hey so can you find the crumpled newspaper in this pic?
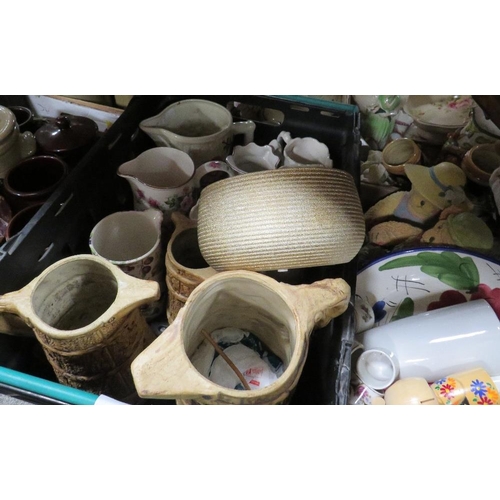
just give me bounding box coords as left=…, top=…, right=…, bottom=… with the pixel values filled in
left=360, top=150, right=393, bottom=185
left=190, top=327, right=284, bottom=390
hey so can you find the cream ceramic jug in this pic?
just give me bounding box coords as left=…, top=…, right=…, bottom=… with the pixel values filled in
left=132, top=270, right=351, bottom=405
left=89, top=208, right=166, bottom=321
left=139, top=99, right=256, bottom=167
left=0, top=254, right=160, bottom=403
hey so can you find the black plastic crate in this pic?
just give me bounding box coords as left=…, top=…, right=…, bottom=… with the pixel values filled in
left=0, top=95, right=361, bottom=404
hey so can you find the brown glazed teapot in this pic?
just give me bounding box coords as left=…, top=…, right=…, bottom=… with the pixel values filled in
left=35, top=113, right=98, bottom=161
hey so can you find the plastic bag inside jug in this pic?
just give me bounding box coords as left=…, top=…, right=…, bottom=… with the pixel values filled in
left=191, top=327, right=284, bottom=390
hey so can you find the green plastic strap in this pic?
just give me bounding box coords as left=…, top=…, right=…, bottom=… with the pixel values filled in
left=0, top=366, right=98, bottom=405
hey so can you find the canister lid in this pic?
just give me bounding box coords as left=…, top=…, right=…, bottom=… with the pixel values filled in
left=35, top=113, right=98, bottom=153
left=0, top=106, right=16, bottom=144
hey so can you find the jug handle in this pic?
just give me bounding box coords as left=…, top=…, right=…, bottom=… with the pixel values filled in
left=279, top=278, right=351, bottom=334
left=231, top=120, right=256, bottom=146
left=20, top=131, right=36, bottom=159
left=109, top=272, right=160, bottom=319
left=143, top=207, right=163, bottom=231
left=131, top=307, right=221, bottom=400
left=170, top=211, right=197, bottom=234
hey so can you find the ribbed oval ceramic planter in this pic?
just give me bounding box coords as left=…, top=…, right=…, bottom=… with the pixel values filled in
left=196, top=166, right=365, bottom=272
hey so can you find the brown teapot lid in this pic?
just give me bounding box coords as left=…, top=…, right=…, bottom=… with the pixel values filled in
left=35, top=113, right=98, bottom=153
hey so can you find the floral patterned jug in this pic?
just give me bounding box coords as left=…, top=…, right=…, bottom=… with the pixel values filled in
left=117, top=147, right=197, bottom=223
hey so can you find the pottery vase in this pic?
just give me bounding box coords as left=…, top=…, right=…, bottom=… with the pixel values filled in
left=132, top=270, right=351, bottom=405
left=0, top=255, right=160, bottom=403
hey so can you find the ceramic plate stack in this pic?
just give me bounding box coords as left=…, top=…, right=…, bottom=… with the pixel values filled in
left=196, top=166, right=365, bottom=272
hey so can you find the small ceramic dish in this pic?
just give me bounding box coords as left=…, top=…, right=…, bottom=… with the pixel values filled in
left=404, top=95, right=474, bottom=135
left=196, top=166, right=365, bottom=272
left=226, top=143, right=280, bottom=175
left=461, top=143, right=500, bottom=187
left=381, top=138, right=421, bottom=176
left=282, top=136, right=333, bottom=168
left=355, top=247, right=500, bottom=329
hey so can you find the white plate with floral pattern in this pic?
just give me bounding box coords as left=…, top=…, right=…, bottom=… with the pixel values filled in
left=355, top=247, right=500, bottom=329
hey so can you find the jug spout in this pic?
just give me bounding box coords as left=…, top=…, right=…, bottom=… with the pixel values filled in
left=117, top=159, right=139, bottom=183
left=116, top=148, right=197, bottom=217
left=132, top=307, right=220, bottom=400
left=280, top=278, right=351, bottom=333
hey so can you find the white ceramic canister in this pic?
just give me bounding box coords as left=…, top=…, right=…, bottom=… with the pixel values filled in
left=356, top=299, right=500, bottom=389
left=0, top=105, right=36, bottom=179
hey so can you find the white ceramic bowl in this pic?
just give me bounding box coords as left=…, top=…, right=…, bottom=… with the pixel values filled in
left=226, top=142, right=279, bottom=175
left=404, top=95, right=474, bottom=135
left=196, top=166, right=365, bottom=272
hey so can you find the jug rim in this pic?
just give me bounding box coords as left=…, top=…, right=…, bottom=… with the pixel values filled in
left=20, top=254, right=159, bottom=339
left=117, top=147, right=196, bottom=190
left=140, top=99, right=233, bottom=140
left=90, top=210, right=162, bottom=265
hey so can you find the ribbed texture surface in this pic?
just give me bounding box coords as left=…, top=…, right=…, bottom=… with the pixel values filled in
left=197, top=167, right=365, bottom=271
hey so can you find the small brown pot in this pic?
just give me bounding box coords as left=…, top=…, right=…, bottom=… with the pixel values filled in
left=3, top=155, right=68, bottom=213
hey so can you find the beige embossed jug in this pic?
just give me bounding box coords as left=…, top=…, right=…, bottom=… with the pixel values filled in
left=165, top=212, right=217, bottom=324
left=132, top=270, right=350, bottom=405
left=0, top=255, right=160, bottom=403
